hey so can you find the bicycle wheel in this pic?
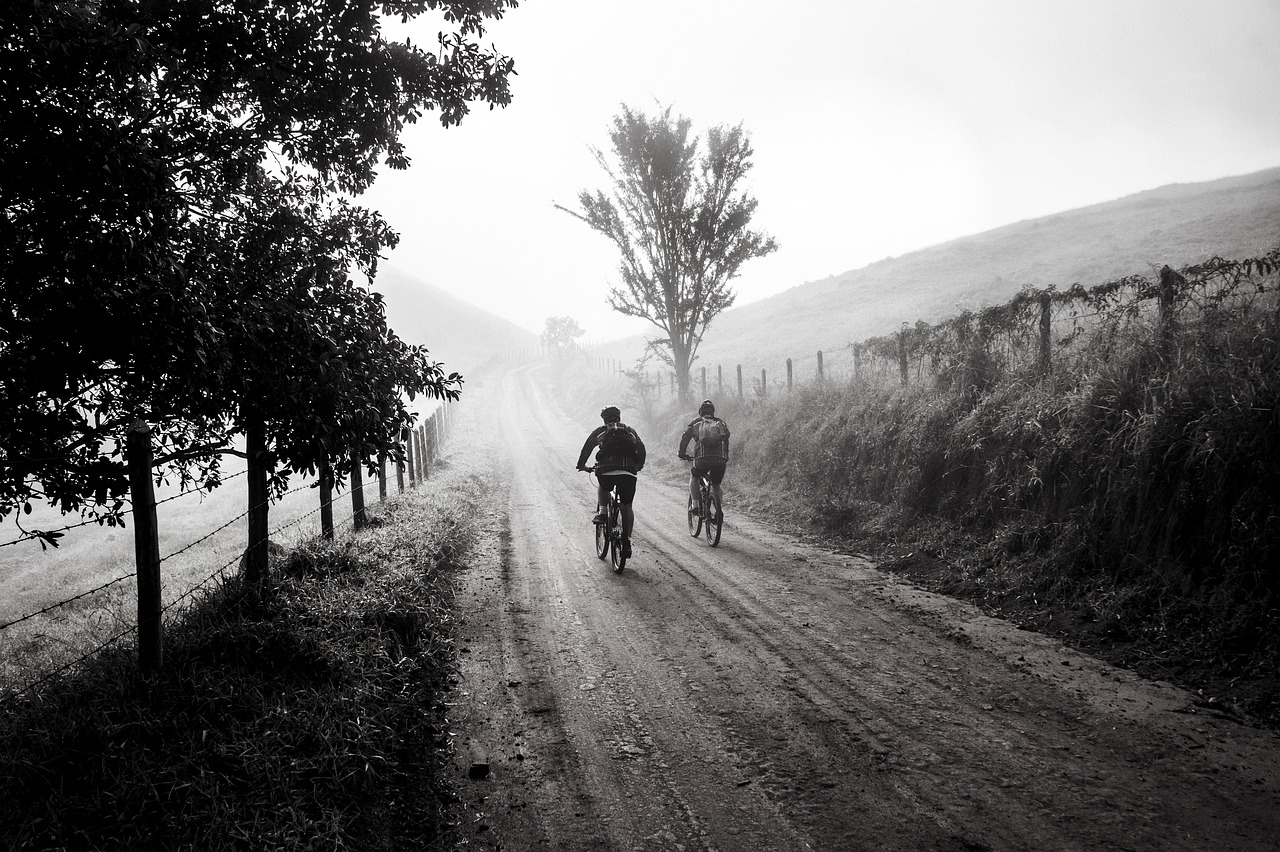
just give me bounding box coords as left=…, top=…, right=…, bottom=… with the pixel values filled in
left=687, top=493, right=702, bottom=537
left=610, top=504, right=626, bottom=572
left=704, top=493, right=722, bottom=547
left=594, top=513, right=609, bottom=559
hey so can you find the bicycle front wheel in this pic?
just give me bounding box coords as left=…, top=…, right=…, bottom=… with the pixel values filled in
left=704, top=494, right=722, bottom=547
left=687, top=494, right=702, bottom=537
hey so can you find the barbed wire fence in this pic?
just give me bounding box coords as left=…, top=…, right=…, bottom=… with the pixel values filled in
left=584, top=249, right=1280, bottom=402
left=0, top=402, right=457, bottom=704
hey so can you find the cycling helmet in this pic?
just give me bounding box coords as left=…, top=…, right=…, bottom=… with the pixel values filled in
left=600, top=405, right=621, bottom=423
left=698, top=399, right=715, bottom=416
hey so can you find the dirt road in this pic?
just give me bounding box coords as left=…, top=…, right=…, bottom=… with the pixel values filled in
left=449, top=363, right=1280, bottom=851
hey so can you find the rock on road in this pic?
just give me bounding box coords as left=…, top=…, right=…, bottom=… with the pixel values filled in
left=448, top=362, right=1280, bottom=851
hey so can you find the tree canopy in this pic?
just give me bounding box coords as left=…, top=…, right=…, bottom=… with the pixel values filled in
left=541, top=315, right=585, bottom=355
left=0, top=0, right=515, bottom=540
left=558, top=104, right=776, bottom=403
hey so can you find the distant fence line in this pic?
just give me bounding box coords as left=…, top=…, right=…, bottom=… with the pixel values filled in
left=585, top=249, right=1280, bottom=400
left=0, top=403, right=456, bottom=693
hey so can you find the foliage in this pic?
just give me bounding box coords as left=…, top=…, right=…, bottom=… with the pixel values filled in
left=540, top=315, right=585, bottom=355
left=558, top=104, right=776, bottom=403
left=0, top=0, right=516, bottom=535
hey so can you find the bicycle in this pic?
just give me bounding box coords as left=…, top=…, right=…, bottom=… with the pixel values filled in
left=582, top=466, right=626, bottom=572
left=680, top=457, right=722, bottom=547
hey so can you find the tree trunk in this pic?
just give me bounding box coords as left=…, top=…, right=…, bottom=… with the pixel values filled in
left=672, top=338, right=694, bottom=405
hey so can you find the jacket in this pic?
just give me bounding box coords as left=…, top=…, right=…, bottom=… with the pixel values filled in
left=577, top=422, right=646, bottom=474
left=678, top=415, right=730, bottom=461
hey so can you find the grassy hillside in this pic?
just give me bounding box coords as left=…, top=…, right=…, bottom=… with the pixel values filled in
left=372, top=265, right=539, bottom=377
left=593, top=166, right=1280, bottom=373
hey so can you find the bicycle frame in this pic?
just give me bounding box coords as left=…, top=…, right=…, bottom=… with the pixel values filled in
left=585, top=467, right=626, bottom=572
left=682, top=459, right=722, bottom=547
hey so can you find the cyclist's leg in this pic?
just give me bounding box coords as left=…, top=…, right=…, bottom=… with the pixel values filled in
left=688, top=465, right=701, bottom=507
left=614, top=476, right=637, bottom=541
left=707, top=461, right=727, bottom=519
left=595, top=479, right=610, bottom=521
left=691, top=459, right=714, bottom=514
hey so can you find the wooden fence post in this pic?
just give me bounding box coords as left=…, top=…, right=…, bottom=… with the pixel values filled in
left=350, top=449, right=367, bottom=530
left=378, top=452, right=387, bottom=501
left=420, top=424, right=430, bottom=481
left=1158, top=265, right=1182, bottom=359
left=396, top=429, right=407, bottom=494
left=736, top=364, right=744, bottom=399
left=717, top=365, right=723, bottom=395
left=898, top=329, right=910, bottom=387
left=701, top=366, right=707, bottom=398
left=817, top=350, right=824, bottom=382
left=405, top=431, right=416, bottom=488
left=786, top=358, right=793, bottom=391
left=417, top=427, right=427, bottom=481
left=319, top=461, right=335, bottom=540
left=1039, top=291, right=1052, bottom=375
left=759, top=368, right=766, bottom=397
left=126, top=419, right=162, bottom=674
left=245, top=412, right=270, bottom=595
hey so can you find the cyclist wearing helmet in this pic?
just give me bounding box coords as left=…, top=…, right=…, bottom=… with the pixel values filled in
left=678, top=399, right=730, bottom=521
left=576, top=405, right=646, bottom=559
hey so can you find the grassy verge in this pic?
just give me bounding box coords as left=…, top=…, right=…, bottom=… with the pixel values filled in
left=0, top=472, right=485, bottom=850
left=724, top=310, right=1280, bottom=727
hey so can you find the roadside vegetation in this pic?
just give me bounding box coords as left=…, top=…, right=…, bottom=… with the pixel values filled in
left=722, top=275, right=1280, bottom=725
left=0, top=476, right=483, bottom=850
left=568, top=246, right=1280, bottom=727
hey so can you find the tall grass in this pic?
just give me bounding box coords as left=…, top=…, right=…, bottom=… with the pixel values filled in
left=730, top=293, right=1280, bottom=715
left=0, top=479, right=482, bottom=850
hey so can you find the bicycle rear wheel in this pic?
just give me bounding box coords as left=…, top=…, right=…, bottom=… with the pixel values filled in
left=595, top=515, right=609, bottom=559
left=687, top=494, right=702, bottom=537
left=610, top=503, right=626, bottom=572
left=704, top=493, right=722, bottom=547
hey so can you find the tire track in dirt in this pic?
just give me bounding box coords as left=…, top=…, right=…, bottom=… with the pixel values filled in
left=450, top=361, right=1280, bottom=851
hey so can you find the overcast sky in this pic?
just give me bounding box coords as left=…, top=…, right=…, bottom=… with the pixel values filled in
left=360, top=0, right=1280, bottom=343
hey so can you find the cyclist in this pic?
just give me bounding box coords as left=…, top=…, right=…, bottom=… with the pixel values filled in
left=677, top=399, right=730, bottom=522
left=576, top=405, right=646, bottom=559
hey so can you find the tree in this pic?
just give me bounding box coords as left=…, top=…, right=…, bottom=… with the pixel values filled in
left=185, top=171, right=460, bottom=590
left=0, top=0, right=515, bottom=536
left=541, top=316, right=585, bottom=355
left=558, top=104, right=776, bottom=404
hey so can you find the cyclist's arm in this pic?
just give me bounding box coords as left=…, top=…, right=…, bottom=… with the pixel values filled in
left=576, top=428, right=602, bottom=469
left=677, top=421, right=696, bottom=457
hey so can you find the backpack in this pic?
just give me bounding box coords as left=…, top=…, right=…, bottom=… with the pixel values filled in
left=598, top=421, right=638, bottom=458
left=697, top=416, right=727, bottom=454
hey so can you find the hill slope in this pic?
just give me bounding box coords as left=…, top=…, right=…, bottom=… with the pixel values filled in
left=371, top=265, right=538, bottom=377
left=600, top=166, right=1280, bottom=373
